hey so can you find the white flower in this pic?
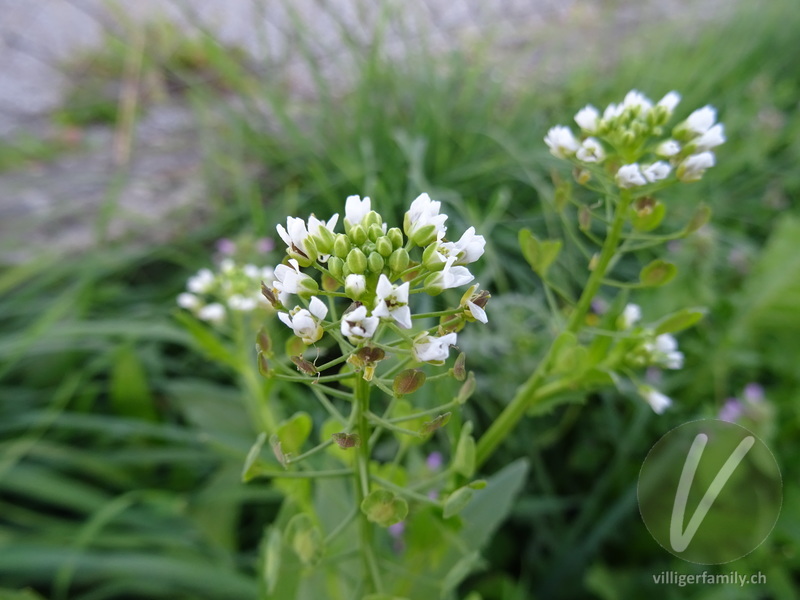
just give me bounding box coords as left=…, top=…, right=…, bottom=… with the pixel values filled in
left=413, top=332, right=458, bottom=363
left=344, top=273, right=367, bottom=299
left=602, top=102, right=624, bottom=121
left=278, top=296, right=328, bottom=344
left=544, top=126, right=580, bottom=159
left=177, top=292, right=200, bottom=310
left=341, top=305, right=379, bottom=344
left=307, top=213, right=339, bottom=237
left=272, top=259, right=314, bottom=305
left=187, top=269, right=215, bottom=294
left=276, top=216, right=311, bottom=259
left=642, top=161, right=671, bottom=183
left=345, top=195, right=371, bottom=227
left=198, top=303, right=226, bottom=324
left=461, top=284, right=489, bottom=324
left=655, top=139, right=681, bottom=157
left=228, top=294, right=257, bottom=312
left=427, top=256, right=474, bottom=291
left=372, top=274, right=412, bottom=329
left=243, top=264, right=260, bottom=279
left=620, top=303, right=642, bottom=329
left=685, top=105, right=717, bottom=135
left=435, top=226, right=486, bottom=265
left=405, top=193, right=448, bottom=243
left=615, top=163, right=647, bottom=188
left=640, top=386, right=672, bottom=414
left=653, top=334, right=684, bottom=369
left=623, top=90, right=653, bottom=113
left=574, top=105, right=600, bottom=133
left=693, top=123, right=726, bottom=151
left=467, top=299, right=488, bottom=324
left=576, top=137, right=605, bottom=163
left=676, top=152, right=715, bottom=182
left=657, top=91, right=681, bottom=114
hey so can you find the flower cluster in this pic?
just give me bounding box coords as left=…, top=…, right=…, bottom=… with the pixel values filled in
left=265, top=194, right=489, bottom=363
left=177, top=258, right=275, bottom=324
left=545, top=89, right=725, bottom=188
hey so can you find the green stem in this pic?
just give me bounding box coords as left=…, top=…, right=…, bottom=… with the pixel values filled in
left=475, top=190, right=632, bottom=468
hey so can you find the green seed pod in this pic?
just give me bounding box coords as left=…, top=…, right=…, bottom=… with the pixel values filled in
left=346, top=248, right=368, bottom=274
left=376, top=236, right=393, bottom=258
left=333, top=234, right=351, bottom=259
left=387, top=227, right=404, bottom=249
left=367, top=251, right=385, bottom=274
left=388, top=248, right=410, bottom=274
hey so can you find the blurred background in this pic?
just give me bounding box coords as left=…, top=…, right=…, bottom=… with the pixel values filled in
left=1, top=0, right=799, bottom=598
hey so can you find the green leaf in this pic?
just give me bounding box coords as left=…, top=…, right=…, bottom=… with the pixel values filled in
left=653, top=307, right=707, bottom=335
left=276, top=412, right=312, bottom=456
left=109, top=345, right=157, bottom=421
left=440, top=551, right=485, bottom=597
left=453, top=422, right=476, bottom=478
left=241, top=433, right=267, bottom=482
left=443, top=486, right=475, bottom=518
left=173, top=311, right=238, bottom=369
left=639, top=259, right=677, bottom=287
left=360, top=490, right=408, bottom=527
left=519, top=229, right=562, bottom=277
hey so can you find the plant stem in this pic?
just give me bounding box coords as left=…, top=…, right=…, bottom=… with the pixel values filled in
left=475, top=190, right=632, bottom=468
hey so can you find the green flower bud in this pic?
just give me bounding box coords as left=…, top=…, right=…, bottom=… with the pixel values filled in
left=367, top=252, right=385, bottom=274
left=387, top=227, right=404, bottom=249
left=376, top=236, right=393, bottom=258
left=313, top=225, right=335, bottom=255
left=423, top=272, right=444, bottom=296
left=350, top=224, right=368, bottom=246
left=302, top=236, right=319, bottom=262
left=346, top=248, right=368, bottom=274
left=362, top=241, right=376, bottom=255
left=388, top=248, right=410, bottom=274
left=422, top=243, right=444, bottom=269
left=333, top=234, right=351, bottom=259
left=327, top=256, right=344, bottom=280
left=296, top=274, right=320, bottom=298
left=410, top=223, right=437, bottom=247
left=368, top=223, right=384, bottom=242
left=363, top=211, right=383, bottom=229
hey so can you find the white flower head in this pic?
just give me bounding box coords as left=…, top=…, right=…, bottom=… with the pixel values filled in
left=345, top=195, right=371, bottom=227
left=228, top=294, right=257, bottom=312
left=307, top=213, right=339, bottom=261
left=602, top=102, right=624, bottom=122
left=243, top=264, right=260, bottom=279
left=198, top=303, right=226, bottom=324
left=693, top=123, right=726, bottom=151
left=544, top=125, right=580, bottom=159
left=623, top=90, right=653, bottom=113
left=435, top=226, right=486, bottom=265
left=427, top=256, right=474, bottom=292
left=177, top=292, right=201, bottom=310
left=344, top=273, right=367, bottom=299
left=278, top=296, right=328, bottom=344
left=615, top=163, right=647, bottom=188
left=187, top=268, right=215, bottom=294
left=677, top=152, right=715, bottom=182
left=620, top=303, right=642, bottom=329
left=657, top=91, right=681, bottom=113
left=405, top=193, right=448, bottom=245
left=640, top=386, right=672, bottom=414
left=413, top=332, right=458, bottom=364
left=576, top=137, right=606, bottom=163
left=372, top=274, right=412, bottom=329
left=654, top=334, right=684, bottom=369
left=272, top=258, right=315, bottom=305
left=655, top=139, right=681, bottom=158
left=307, top=213, right=339, bottom=237
left=642, top=161, right=672, bottom=183
left=341, top=305, right=379, bottom=344
left=276, top=216, right=311, bottom=260
left=685, top=105, right=717, bottom=135
left=574, top=105, right=600, bottom=134
left=461, top=284, right=489, bottom=324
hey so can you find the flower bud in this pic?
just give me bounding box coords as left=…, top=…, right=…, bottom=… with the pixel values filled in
left=312, top=225, right=335, bottom=255
left=350, top=224, right=368, bottom=246
left=327, top=256, right=344, bottom=280
left=367, top=251, right=385, bottom=274
left=422, top=243, right=444, bottom=269
left=345, top=274, right=367, bottom=299
left=423, top=272, right=444, bottom=296
left=368, top=223, right=384, bottom=242
left=410, top=223, right=437, bottom=247
left=387, top=227, right=404, bottom=248
left=388, top=248, right=410, bottom=274
left=333, top=234, right=351, bottom=259
left=346, top=248, right=368, bottom=274
left=363, top=210, right=383, bottom=230
left=296, top=274, right=320, bottom=298
left=376, top=236, right=393, bottom=258
left=302, top=236, right=319, bottom=262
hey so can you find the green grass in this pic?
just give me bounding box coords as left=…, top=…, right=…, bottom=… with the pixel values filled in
left=2, top=0, right=800, bottom=598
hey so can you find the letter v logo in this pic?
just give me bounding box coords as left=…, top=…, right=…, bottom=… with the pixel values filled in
left=669, top=433, right=755, bottom=552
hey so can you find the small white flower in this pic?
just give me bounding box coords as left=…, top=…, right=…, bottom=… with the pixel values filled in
left=615, top=163, right=647, bottom=188
left=676, top=152, right=715, bottom=182
left=654, top=334, right=684, bottom=369
left=620, top=303, right=642, bottom=329
left=467, top=300, right=488, bottom=324
left=187, top=269, right=215, bottom=294
left=228, top=294, right=257, bottom=312
left=344, top=273, right=367, bottom=299
left=341, top=305, right=379, bottom=344
left=276, top=216, right=311, bottom=259
left=278, top=297, right=328, bottom=344
left=345, top=195, right=371, bottom=227
left=372, top=274, right=412, bottom=329
left=574, top=105, right=600, bottom=133
left=602, top=102, right=624, bottom=122
left=243, top=264, right=260, bottom=279
left=272, top=259, right=314, bottom=305
left=640, top=386, right=672, bottom=414
left=428, top=256, right=474, bottom=291
left=413, top=332, right=458, bottom=363
left=198, top=303, right=226, bottom=324
left=405, top=193, right=448, bottom=242
left=642, top=161, right=671, bottom=183
left=576, top=137, right=606, bottom=163
left=693, top=123, right=726, bottom=151
left=657, top=91, right=681, bottom=114
left=655, top=139, right=681, bottom=157
left=177, top=292, right=201, bottom=310
left=544, top=125, right=580, bottom=159
left=623, top=90, right=653, bottom=113
left=307, top=213, right=339, bottom=237
left=685, top=105, right=717, bottom=135
left=435, top=226, right=486, bottom=265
